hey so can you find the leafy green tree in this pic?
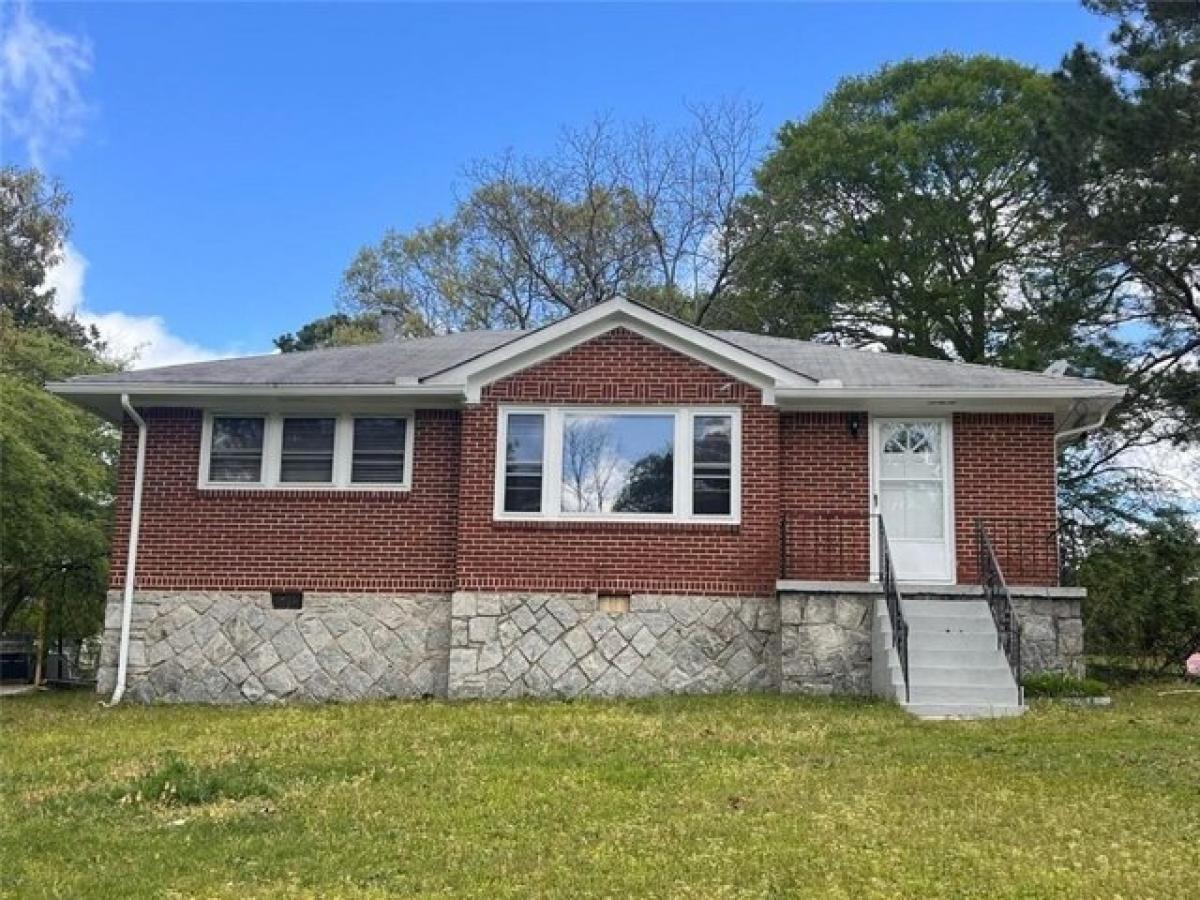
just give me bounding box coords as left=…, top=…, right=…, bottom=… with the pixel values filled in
left=1041, top=0, right=1199, bottom=521
left=732, top=55, right=1086, bottom=367
left=274, top=313, right=380, bottom=353
left=0, top=314, right=117, bottom=635
left=1079, top=512, right=1200, bottom=672
left=1, top=166, right=99, bottom=350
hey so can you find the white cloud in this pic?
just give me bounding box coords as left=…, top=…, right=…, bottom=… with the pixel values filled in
left=0, top=0, right=92, bottom=167
left=46, top=243, right=235, bottom=370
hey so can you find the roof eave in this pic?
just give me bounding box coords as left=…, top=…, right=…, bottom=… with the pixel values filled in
left=45, top=381, right=469, bottom=423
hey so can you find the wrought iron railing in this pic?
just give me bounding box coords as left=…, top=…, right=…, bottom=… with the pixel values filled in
left=977, top=518, right=1022, bottom=683
left=974, top=517, right=1060, bottom=586
left=876, top=516, right=910, bottom=703
left=778, top=513, right=873, bottom=581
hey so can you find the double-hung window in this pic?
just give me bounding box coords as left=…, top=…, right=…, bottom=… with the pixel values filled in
left=279, top=417, right=336, bottom=483
left=208, top=416, right=265, bottom=483
left=495, top=407, right=740, bottom=522
left=201, top=412, right=413, bottom=489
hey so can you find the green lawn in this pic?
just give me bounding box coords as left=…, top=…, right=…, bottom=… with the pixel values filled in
left=2, top=687, right=1197, bottom=899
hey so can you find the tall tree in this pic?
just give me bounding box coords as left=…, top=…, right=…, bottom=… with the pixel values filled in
left=1, top=166, right=116, bottom=640
left=731, top=55, right=1085, bottom=368
left=1, top=166, right=98, bottom=350
left=1041, top=0, right=1200, bottom=519
left=333, top=100, right=763, bottom=337
left=0, top=315, right=117, bottom=635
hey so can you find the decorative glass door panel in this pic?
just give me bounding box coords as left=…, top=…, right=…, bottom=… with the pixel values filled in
left=874, top=420, right=953, bottom=582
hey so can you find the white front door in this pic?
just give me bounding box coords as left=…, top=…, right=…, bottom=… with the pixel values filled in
left=872, top=419, right=954, bottom=583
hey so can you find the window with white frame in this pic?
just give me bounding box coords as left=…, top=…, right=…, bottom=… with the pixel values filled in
left=495, top=407, right=740, bottom=522
left=201, top=412, right=413, bottom=489
left=208, top=416, right=265, bottom=483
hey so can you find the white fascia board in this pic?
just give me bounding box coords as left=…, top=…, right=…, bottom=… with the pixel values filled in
left=45, top=382, right=466, bottom=423
left=775, top=385, right=1125, bottom=403
left=420, top=299, right=810, bottom=402
left=47, top=382, right=464, bottom=398
left=776, top=384, right=1124, bottom=434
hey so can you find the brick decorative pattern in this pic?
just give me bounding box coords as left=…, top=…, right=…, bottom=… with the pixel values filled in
left=454, top=327, right=781, bottom=596
left=109, top=408, right=461, bottom=592
left=447, top=591, right=780, bottom=698
left=952, top=413, right=1058, bottom=586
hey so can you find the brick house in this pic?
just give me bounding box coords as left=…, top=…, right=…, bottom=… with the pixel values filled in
left=50, top=299, right=1122, bottom=717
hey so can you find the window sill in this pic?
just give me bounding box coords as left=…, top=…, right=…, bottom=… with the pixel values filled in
left=490, top=517, right=741, bottom=533
left=197, top=484, right=412, bottom=499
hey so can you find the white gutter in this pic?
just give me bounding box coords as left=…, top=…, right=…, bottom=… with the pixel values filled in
left=46, top=382, right=465, bottom=398
left=774, top=385, right=1126, bottom=402
left=1054, top=398, right=1119, bottom=444
left=106, top=394, right=147, bottom=707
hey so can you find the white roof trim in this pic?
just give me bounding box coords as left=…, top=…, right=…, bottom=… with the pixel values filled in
left=47, top=383, right=463, bottom=398
left=419, top=298, right=813, bottom=404
left=775, top=385, right=1125, bottom=402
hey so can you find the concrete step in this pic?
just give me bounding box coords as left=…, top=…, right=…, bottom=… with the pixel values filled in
left=908, top=682, right=1019, bottom=705
left=904, top=600, right=993, bottom=621
left=908, top=665, right=1014, bottom=687
left=904, top=702, right=1026, bottom=720
left=909, top=648, right=1009, bottom=668
left=908, top=631, right=1001, bottom=653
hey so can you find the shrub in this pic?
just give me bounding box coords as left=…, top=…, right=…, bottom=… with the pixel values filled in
left=1078, top=513, right=1200, bottom=675
left=120, top=754, right=274, bottom=806
left=1022, top=672, right=1108, bottom=698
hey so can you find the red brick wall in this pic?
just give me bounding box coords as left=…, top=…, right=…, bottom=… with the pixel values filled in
left=109, top=408, right=461, bottom=592
left=953, top=413, right=1058, bottom=585
left=105, top=335, right=1061, bottom=593
left=455, top=327, right=781, bottom=595
left=779, top=413, right=871, bottom=580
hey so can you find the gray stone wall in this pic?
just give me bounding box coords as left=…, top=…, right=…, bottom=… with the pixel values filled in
left=447, top=592, right=779, bottom=699
left=1011, top=591, right=1085, bottom=677
left=778, top=591, right=873, bottom=696
left=97, top=591, right=450, bottom=703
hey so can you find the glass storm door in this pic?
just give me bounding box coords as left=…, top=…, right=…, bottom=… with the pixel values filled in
left=873, top=419, right=953, bottom=583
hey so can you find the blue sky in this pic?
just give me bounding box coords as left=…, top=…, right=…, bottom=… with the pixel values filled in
left=3, top=1, right=1109, bottom=367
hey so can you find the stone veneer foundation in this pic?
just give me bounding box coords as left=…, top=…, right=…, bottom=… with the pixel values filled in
left=447, top=592, right=779, bottom=699
left=97, top=586, right=1085, bottom=703
left=97, top=591, right=451, bottom=703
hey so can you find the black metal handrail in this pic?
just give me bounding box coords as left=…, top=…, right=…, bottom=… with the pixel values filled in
left=876, top=516, right=910, bottom=703
left=977, top=518, right=1022, bottom=683
left=974, top=516, right=1061, bottom=586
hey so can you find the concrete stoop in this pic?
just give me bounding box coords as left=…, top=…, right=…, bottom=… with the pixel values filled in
left=875, top=595, right=1025, bottom=720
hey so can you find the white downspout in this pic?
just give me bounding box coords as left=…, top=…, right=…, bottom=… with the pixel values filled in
left=106, top=394, right=147, bottom=706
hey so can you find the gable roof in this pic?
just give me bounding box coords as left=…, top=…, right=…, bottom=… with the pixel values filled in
left=48, top=298, right=1123, bottom=424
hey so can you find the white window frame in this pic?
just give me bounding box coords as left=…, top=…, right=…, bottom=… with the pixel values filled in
left=493, top=405, right=742, bottom=524
left=199, top=411, right=414, bottom=491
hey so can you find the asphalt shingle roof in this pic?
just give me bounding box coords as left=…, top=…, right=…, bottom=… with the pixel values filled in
left=60, top=326, right=1114, bottom=393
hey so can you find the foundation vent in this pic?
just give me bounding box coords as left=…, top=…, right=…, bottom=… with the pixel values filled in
left=271, top=590, right=303, bottom=610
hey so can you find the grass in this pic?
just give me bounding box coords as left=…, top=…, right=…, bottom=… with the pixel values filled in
left=2, top=687, right=1198, bottom=899
left=1021, top=672, right=1110, bottom=698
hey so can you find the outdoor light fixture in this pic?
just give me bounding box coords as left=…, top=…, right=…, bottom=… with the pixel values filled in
left=848, top=413, right=864, bottom=438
